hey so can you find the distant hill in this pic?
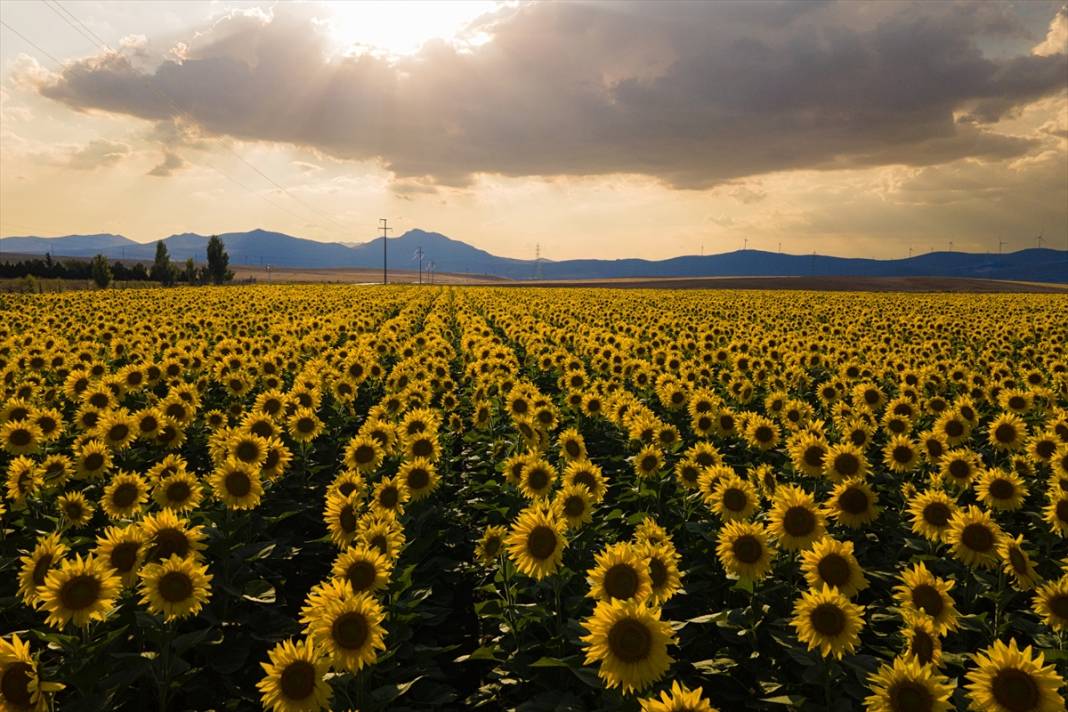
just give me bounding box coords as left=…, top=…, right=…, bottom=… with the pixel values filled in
left=2, top=228, right=1065, bottom=282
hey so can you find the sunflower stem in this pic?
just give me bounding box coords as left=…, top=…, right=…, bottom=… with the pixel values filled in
left=993, top=568, right=1005, bottom=638
left=157, top=620, right=173, bottom=712
left=499, top=553, right=520, bottom=655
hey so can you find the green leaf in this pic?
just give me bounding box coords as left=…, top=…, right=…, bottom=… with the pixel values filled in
left=529, top=656, right=569, bottom=668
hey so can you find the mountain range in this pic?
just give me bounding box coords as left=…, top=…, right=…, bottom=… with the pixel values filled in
left=1, top=228, right=1065, bottom=282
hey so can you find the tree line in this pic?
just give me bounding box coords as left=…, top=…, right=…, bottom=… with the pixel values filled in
left=0, top=236, right=233, bottom=288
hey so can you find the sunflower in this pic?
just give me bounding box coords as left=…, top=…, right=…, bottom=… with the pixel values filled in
left=825, top=478, right=880, bottom=529
left=94, top=524, right=146, bottom=587
left=358, top=518, right=405, bottom=560
left=138, top=554, right=212, bottom=621
left=331, top=545, right=393, bottom=595
left=58, top=491, right=94, bottom=528
left=901, top=611, right=943, bottom=667
left=1045, top=494, right=1068, bottom=537
left=768, top=485, right=826, bottom=551
left=327, top=470, right=365, bottom=501
left=397, top=458, right=439, bottom=501
left=697, top=465, right=733, bottom=502
left=673, top=457, right=702, bottom=490
left=893, top=562, right=959, bottom=635
left=641, top=542, right=683, bottom=605
left=638, top=681, right=717, bottom=712
left=257, top=638, right=332, bottom=712
left=744, top=414, right=780, bottom=451
left=823, top=443, right=868, bottom=482
left=228, top=432, right=269, bottom=468
left=30, top=407, right=64, bottom=442
left=864, top=656, right=953, bottom=712
left=518, top=458, right=557, bottom=500
left=304, top=591, right=387, bottom=673
left=800, top=537, right=869, bottom=598
left=39, top=554, right=121, bottom=629
left=934, top=411, right=971, bottom=446
left=965, top=639, right=1065, bottom=712
left=791, top=585, right=864, bottom=659
left=133, top=407, right=164, bottom=440
left=0, top=634, right=63, bottom=712
left=883, top=435, right=920, bottom=473
left=716, top=520, right=775, bottom=583
left=5, top=456, right=42, bottom=504
left=261, top=437, right=293, bottom=480
left=558, top=428, right=587, bottom=461
left=563, top=460, right=608, bottom=501
left=581, top=598, right=674, bottom=693
left=946, top=506, right=1003, bottom=570
left=0, top=419, right=42, bottom=455
left=633, top=445, right=664, bottom=479
left=554, top=484, right=594, bottom=529
left=939, top=449, right=981, bottom=490
left=588, top=542, right=652, bottom=603
left=987, top=412, right=1028, bottom=452
left=1032, top=575, right=1068, bottom=632
left=323, top=492, right=360, bottom=548
left=476, top=525, right=508, bottom=565
left=506, top=506, right=567, bottom=580
left=919, top=430, right=949, bottom=464
left=402, top=432, right=440, bottom=462
left=790, top=433, right=830, bottom=477
left=75, top=439, right=112, bottom=480
left=999, top=534, right=1042, bottom=591
left=153, top=471, right=203, bottom=512
left=41, top=454, right=74, bottom=488
left=343, top=435, right=385, bottom=474
left=18, top=533, right=67, bottom=608
left=633, top=517, right=672, bottom=547
left=140, top=509, right=206, bottom=562
left=708, top=474, right=758, bottom=521
left=287, top=408, right=324, bottom=444
left=976, top=468, right=1028, bottom=511
left=907, top=489, right=959, bottom=543
left=95, top=409, right=138, bottom=451
left=99, top=471, right=148, bottom=520
left=210, top=458, right=263, bottom=510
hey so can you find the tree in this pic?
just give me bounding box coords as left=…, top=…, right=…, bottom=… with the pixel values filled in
left=90, top=254, right=112, bottom=288
left=183, top=258, right=197, bottom=284
left=150, top=241, right=175, bottom=285
left=206, top=235, right=233, bottom=284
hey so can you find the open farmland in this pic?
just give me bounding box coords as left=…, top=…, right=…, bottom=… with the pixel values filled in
left=1, top=285, right=1068, bottom=711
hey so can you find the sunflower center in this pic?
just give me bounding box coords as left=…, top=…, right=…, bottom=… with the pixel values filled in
left=816, top=554, right=851, bottom=587
left=354, top=445, right=375, bottom=464
left=369, top=534, right=388, bottom=554
left=603, top=564, right=640, bottom=599
left=838, top=487, right=869, bottom=515
left=59, top=574, right=101, bottom=611
left=1, top=661, right=33, bottom=709
left=332, top=612, right=369, bottom=650
left=994, top=424, right=1016, bottom=444
left=166, top=481, right=191, bottom=503
left=565, top=441, right=581, bottom=458
left=411, top=439, right=433, bottom=457
left=961, top=523, right=994, bottom=553
left=1007, top=546, right=1028, bottom=575
left=723, top=488, right=748, bottom=512
left=732, top=534, right=763, bottom=565
left=153, top=529, right=189, bottom=560
left=649, top=558, right=667, bottom=588
left=988, top=478, right=1014, bottom=501
left=607, top=618, right=652, bottom=663
left=346, top=561, right=377, bottom=592
left=834, top=454, right=860, bottom=477
left=297, top=418, right=315, bottom=434
left=1049, top=593, right=1068, bottom=620
left=892, top=446, right=913, bottom=464
left=991, top=668, right=1039, bottom=712
left=641, top=455, right=659, bottom=472
left=948, top=460, right=970, bottom=480
left=755, top=426, right=773, bottom=443
left=111, top=483, right=139, bottom=509
left=527, top=468, right=549, bottom=491
left=910, top=629, right=935, bottom=666
left=111, top=542, right=140, bottom=573
left=279, top=660, right=316, bottom=701
left=379, top=487, right=399, bottom=509
left=9, top=428, right=32, bottom=447
left=158, top=571, right=193, bottom=602
left=945, top=420, right=963, bottom=438
left=84, top=453, right=105, bottom=471
left=339, top=506, right=357, bottom=533
left=564, top=496, right=586, bottom=518
left=65, top=502, right=84, bottom=519
left=483, top=537, right=501, bottom=557
left=225, top=470, right=252, bottom=497
left=527, top=526, right=558, bottom=560
left=783, top=506, right=816, bottom=537
left=802, top=446, right=825, bottom=467
left=574, top=472, right=596, bottom=490
left=108, top=424, right=129, bottom=442
left=235, top=441, right=259, bottom=462
left=1058, top=500, right=1068, bottom=524
left=888, top=679, right=933, bottom=712
left=809, top=602, right=846, bottom=637
left=923, top=503, right=951, bottom=527
left=32, top=554, right=54, bottom=587
left=911, top=584, right=944, bottom=617
left=407, top=468, right=430, bottom=490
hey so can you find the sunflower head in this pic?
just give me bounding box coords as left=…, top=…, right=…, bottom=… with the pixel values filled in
left=580, top=598, right=675, bottom=693
left=791, top=584, right=865, bottom=659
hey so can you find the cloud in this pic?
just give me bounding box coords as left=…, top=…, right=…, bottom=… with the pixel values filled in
left=32, top=1, right=1068, bottom=188
left=1033, top=5, right=1068, bottom=56
left=65, top=139, right=130, bottom=170
left=147, top=150, right=187, bottom=176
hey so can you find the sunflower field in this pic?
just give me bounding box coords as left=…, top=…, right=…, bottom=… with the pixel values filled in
left=1, top=285, right=1067, bottom=712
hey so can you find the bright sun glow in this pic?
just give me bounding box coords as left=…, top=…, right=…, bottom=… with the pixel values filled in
left=324, top=0, right=501, bottom=56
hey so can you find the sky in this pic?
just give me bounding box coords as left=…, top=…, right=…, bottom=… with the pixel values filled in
left=0, top=0, right=1066, bottom=261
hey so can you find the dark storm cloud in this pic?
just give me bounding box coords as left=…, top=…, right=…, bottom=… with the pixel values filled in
left=35, top=1, right=1066, bottom=187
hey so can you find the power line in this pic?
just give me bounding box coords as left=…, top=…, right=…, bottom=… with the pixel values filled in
left=37, top=1, right=349, bottom=233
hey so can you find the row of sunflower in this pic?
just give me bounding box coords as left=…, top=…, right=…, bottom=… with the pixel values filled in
left=1, top=285, right=1067, bottom=711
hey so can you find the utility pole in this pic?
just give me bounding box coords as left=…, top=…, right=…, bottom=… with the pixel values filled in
left=379, top=218, right=391, bottom=284
left=998, top=240, right=1006, bottom=255
left=778, top=242, right=782, bottom=254
left=534, top=244, right=543, bottom=280
left=948, top=240, right=954, bottom=253
left=1037, top=234, right=1044, bottom=249
left=908, top=247, right=913, bottom=259
left=416, top=246, right=424, bottom=285
left=743, top=237, right=748, bottom=251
